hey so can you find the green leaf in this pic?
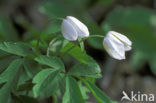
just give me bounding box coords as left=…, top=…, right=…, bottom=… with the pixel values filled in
left=61, top=42, right=101, bottom=74
left=0, top=42, right=33, bottom=56
left=58, top=74, right=66, bottom=95
left=33, top=69, right=61, bottom=97
left=0, top=56, right=18, bottom=73
left=23, top=58, right=41, bottom=78
left=84, top=80, right=116, bottom=103
left=35, top=55, right=65, bottom=72
left=62, top=76, right=85, bottom=103
left=0, top=59, right=23, bottom=103
left=0, top=17, right=19, bottom=41
left=78, top=81, right=90, bottom=100
left=0, top=49, right=8, bottom=56
left=61, top=42, right=89, bottom=63
left=18, top=59, right=42, bottom=87
left=68, top=63, right=102, bottom=78
left=78, top=38, right=84, bottom=51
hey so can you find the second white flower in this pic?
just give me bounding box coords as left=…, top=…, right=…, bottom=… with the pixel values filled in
left=103, top=31, right=132, bottom=60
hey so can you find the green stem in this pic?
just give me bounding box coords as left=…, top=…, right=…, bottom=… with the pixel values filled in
left=46, top=46, right=50, bottom=56
left=84, top=35, right=105, bottom=40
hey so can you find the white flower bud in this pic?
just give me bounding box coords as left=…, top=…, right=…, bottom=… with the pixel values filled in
left=103, top=31, right=132, bottom=60
left=61, top=16, right=89, bottom=41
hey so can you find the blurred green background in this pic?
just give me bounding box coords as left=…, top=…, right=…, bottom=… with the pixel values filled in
left=0, top=0, right=156, bottom=102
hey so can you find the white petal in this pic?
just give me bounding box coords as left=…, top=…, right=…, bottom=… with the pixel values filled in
left=109, top=31, right=132, bottom=46
left=66, top=16, right=89, bottom=38
left=61, top=19, right=78, bottom=41
left=103, top=35, right=125, bottom=60
left=106, top=33, right=125, bottom=56
left=125, top=45, right=132, bottom=51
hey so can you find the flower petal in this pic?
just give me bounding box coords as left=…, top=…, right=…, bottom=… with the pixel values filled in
left=125, top=45, right=132, bottom=51
left=109, top=31, right=132, bottom=46
left=103, top=35, right=125, bottom=60
left=61, top=19, right=78, bottom=41
left=66, top=16, right=89, bottom=38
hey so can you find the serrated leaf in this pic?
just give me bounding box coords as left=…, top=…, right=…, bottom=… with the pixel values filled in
left=85, top=80, right=116, bottom=103
left=0, top=42, right=33, bottom=56
left=68, top=63, right=102, bottom=78
left=58, top=73, right=66, bottom=95
left=18, top=58, right=40, bottom=91
left=23, top=58, right=41, bottom=78
left=61, top=42, right=101, bottom=74
left=33, top=69, right=61, bottom=97
left=0, top=59, right=23, bottom=103
left=78, top=81, right=90, bottom=100
left=35, top=55, right=65, bottom=72
left=62, top=76, right=85, bottom=103
left=61, top=42, right=89, bottom=63
left=0, top=56, right=17, bottom=73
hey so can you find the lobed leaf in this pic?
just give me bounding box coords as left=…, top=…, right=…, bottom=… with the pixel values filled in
left=62, top=76, right=85, bottom=103
left=85, top=80, right=116, bottom=103
left=61, top=42, right=101, bottom=75
left=0, top=59, right=23, bottom=103
left=0, top=42, right=33, bottom=57
left=68, top=63, right=102, bottom=78
left=35, top=55, right=65, bottom=72
left=33, top=69, right=62, bottom=97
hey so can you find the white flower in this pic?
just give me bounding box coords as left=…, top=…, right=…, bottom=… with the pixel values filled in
left=61, top=16, right=89, bottom=41
left=103, top=31, right=132, bottom=60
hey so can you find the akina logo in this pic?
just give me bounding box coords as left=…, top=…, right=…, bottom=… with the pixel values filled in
left=121, top=91, right=155, bottom=102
